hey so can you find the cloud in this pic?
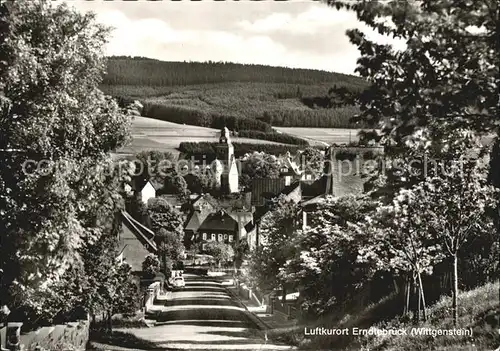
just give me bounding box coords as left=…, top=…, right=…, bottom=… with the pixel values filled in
left=60, top=0, right=404, bottom=74
left=238, top=13, right=292, bottom=33
left=92, top=9, right=291, bottom=69
left=238, top=6, right=356, bottom=35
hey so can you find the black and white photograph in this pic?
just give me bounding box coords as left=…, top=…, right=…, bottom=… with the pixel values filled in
left=0, top=0, right=498, bottom=350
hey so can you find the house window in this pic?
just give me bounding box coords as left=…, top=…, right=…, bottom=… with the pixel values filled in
left=202, top=233, right=207, bottom=240
left=229, top=235, right=233, bottom=242
left=224, top=234, right=228, bottom=240
left=218, top=234, right=223, bottom=242
left=211, top=233, right=216, bottom=241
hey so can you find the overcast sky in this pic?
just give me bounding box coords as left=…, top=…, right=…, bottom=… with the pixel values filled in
left=61, top=0, right=399, bottom=75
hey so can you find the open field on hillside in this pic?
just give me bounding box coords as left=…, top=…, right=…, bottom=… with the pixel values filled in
left=117, top=116, right=284, bottom=155
left=275, top=127, right=362, bottom=146
left=116, top=117, right=370, bottom=156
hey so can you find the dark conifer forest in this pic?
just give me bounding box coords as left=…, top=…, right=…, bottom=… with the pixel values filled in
left=101, top=56, right=368, bottom=130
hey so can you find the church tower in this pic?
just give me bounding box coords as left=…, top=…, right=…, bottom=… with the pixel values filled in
left=215, top=127, right=239, bottom=193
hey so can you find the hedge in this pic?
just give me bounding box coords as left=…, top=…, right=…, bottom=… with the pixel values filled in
left=237, top=130, right=309, bottom=146
left=141, top=103, right=272, bottom=132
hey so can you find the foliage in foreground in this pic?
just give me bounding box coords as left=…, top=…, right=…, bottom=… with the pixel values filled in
left=0, top=0, right=135, bottom=325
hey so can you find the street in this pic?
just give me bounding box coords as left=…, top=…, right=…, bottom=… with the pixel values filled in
left=120, top=274, right=295, bottom=350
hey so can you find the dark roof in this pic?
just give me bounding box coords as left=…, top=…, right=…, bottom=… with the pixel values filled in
left=184, top=195, right=216, bottom=232
left=244, top=221, right=255, bottom=233
left=185, top=209, right=212, bottom=232
left=300, top=177, right=327, bottom=198
left=251, top=178, right=287, bottom=206
left=149, top=179, right=164, bottom=191
left=118, top=220, right=152, bottom=273
left=198, top=212, right=238, bottom=232
left=120, top=211, right=157, bottom=253
left=253, top=205, right=269, bottom=223
left=281, top=181, right=301, bottom=196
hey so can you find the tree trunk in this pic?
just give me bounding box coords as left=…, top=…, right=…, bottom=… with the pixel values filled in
left=162, top=253, right=167, bottom=275
left=452, top=253, right=459, bottom=326
left=412, top=274, right=419, bottom=324
left=417, top=278, right=421, bottom=322
left=417, top=271, right=427, bottom=321
left=107, top=310, right=113, bottom=332
left=403, top=275, right=410, bottom=316
left=282, top=287, right=287, bottom=303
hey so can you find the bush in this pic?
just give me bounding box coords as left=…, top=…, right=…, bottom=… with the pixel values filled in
left=141, top=103, right=272, bottom=132
left=238, top=130, right=309, bottom=145
left=266, top=105, right=361, bottom=128
left=141, top=254, right=160, bottom=279
left=335, top=150, right=358, bottom=161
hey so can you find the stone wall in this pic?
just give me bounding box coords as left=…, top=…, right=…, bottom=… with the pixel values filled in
left=144, top=281, right=161, bottom=312
left=0, top=319, right=89, bottom=351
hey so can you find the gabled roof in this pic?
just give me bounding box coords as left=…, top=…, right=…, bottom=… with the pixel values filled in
left=285, top=156, right=302, bottom=176
left=120, top=211, right=157, bottom=253
left=251, top=178, right=287, bottom=207
left=131, top=177, right=163, bottom=192
left=184, top=195, right=216, bottom=232
left=148, top=179, right=163, bottom=191
left=185, top=208, right=212, bottom=232
left=198, top=212, right=238, bottom=232
left=281, top=181, right=301, bottom=196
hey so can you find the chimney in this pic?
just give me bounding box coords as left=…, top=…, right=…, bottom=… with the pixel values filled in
left=285, top=175, right=291, bottom=186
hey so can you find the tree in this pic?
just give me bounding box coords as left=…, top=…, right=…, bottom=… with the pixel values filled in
left=184, top=171, right=212, bottom=194
left=0, top=0, right=132, bottom=317
left=240, top=152, right=282, bottom=189
left=299, top=147, right=325, bottom=179
left=328, top=0, right=498, bottom=140
left=324, top=2, right=498, bottom=326
left=142, top=254, right=160, bottom=279
left=134, top=150, right=176, bottom=185
left=146, top=198, right=185, bottom=275
left=358, top=190, right=444, bottom=322
left=23, top=227, right=140, bottom=331
left=146, top=197, right=184, bottom=238
left=247, top=195, right=300, bottom=299
left=162, top=167, right=190, bottom=200
left=414, top=159, right=497, bottom=325
left=279, top=195, right=378, bottom=316
left=204, top=242, right=234, bottom=268
left=233, top=238, right=249, bottom=269
left=155, top=228, right=183, bottom=276
left=327, top=0, right=498, bottom=205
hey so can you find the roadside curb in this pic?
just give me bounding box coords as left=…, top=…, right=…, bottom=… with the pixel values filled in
left=225, top=286, right=272, bottom=331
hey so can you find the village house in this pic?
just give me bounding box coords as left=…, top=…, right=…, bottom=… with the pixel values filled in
left=117, top=211, right=158, bottom=273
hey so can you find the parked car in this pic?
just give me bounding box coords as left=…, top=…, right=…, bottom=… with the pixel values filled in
left=171, top=276, right=185, bottom=290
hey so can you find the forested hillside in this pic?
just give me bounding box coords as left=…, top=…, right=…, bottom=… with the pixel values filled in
left=101, top=56, right=368, bottom=130
left=102, top=56, right=366, bottom=90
